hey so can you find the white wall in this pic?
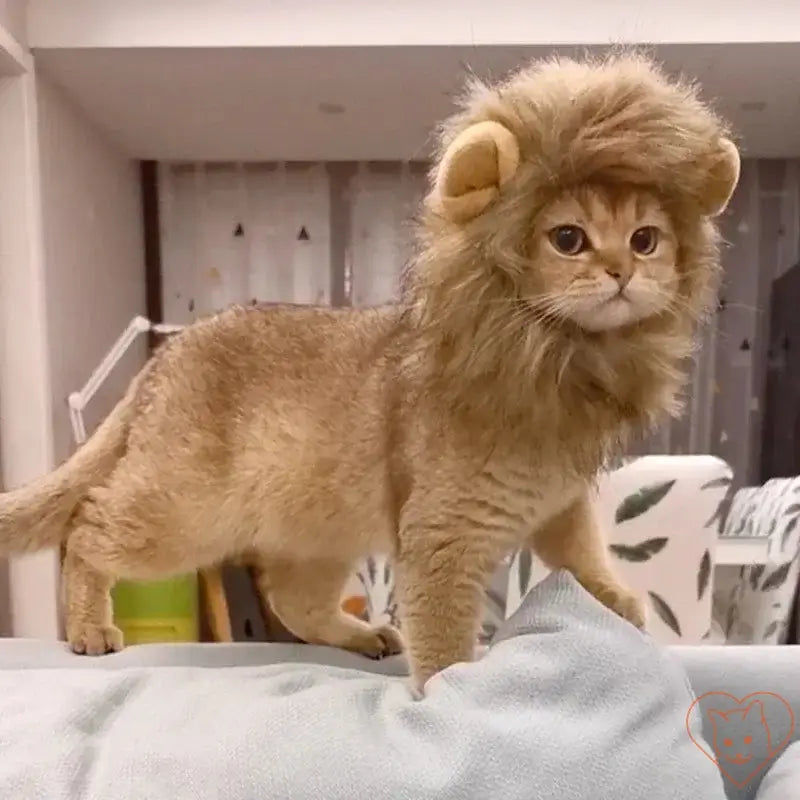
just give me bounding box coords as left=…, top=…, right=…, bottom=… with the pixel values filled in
left=0, top=0, right=25, bottom=635
left=0, top=70, right=146, bottom=639
left=0, top=2, right=27, bottom=80
left=26, top=0, right=800, bottom=48
left=0, top=67, right=57, bottom=639
left=0, top=0, right=26, bottom=47
left=37, top=72, right=147, bottom=462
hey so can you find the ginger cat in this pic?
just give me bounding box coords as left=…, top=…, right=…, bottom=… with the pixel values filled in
left=0, top=53, right=739, bottom=692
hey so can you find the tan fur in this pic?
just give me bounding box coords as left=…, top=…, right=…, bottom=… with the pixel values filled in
left=0, top=53, right=738, bottom=690
left=0, top=366, right=148, bottom=554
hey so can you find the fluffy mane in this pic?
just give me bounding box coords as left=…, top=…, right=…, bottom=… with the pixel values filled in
left=402, top=52, right=735, bottom=473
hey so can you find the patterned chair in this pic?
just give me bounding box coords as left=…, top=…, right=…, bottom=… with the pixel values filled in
left=347, top=555, right=510, bottom=645
left=505, top=455, right=733, bottom=644
left=352, top=455, right=732, bottom=646
left=712, top=477, right=800, bottom=645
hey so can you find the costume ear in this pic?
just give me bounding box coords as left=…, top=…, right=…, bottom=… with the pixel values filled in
left=700, top=137, right=740, bottom=217
left=432, top=120, right=520, bottom=223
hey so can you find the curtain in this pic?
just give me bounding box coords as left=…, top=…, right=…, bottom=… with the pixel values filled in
left=157, top=159, right=718, bottom=458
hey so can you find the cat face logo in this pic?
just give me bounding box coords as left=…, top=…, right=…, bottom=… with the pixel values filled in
left=686, top=692, right=795, bottom=788
left=709, top=701, right=765, bottom=766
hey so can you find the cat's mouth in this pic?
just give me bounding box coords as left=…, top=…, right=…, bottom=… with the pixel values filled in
left=570, top=294, right=643, bottom=332
left=724, top=753, right=753, bottom=765
left=603, top=286, right=631, bottom=303
left=522, top=284, right=664, bottom=333
left=602, top=293, right=630, bottom=307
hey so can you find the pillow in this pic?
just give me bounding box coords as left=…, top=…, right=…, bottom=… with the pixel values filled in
left=0, top=571, right=726, bottom=800
left=755, top=742, right=800, bottom=799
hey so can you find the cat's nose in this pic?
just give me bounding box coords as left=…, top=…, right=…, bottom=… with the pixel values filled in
left=606, top=267, right=632, bottom=289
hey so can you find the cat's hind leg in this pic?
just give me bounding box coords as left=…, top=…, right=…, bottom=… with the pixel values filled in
left=63, top=480, right=203, bottom=655
left=62, top=544, right=122, bottom=655
left=62, top=490, right=134, bottom=655
left=255, top=559, right=403, bottom=658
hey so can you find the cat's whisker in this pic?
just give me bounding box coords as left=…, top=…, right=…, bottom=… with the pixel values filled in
left=715, top=301, right=763, bottom=313
left=555, top=342, right=577, bottom=387
left=530, top=301, right=571, bottom=328
left=664, top=294, right=706, bottom=320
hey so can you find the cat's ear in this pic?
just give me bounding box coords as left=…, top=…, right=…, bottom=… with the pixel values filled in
left=742, top=699, right=765, bottom=721
left=699, top=137, right=740, bottom=217
left=707, top=709, right=728, bottom=725
left=432, top=121, right=520, bottom=223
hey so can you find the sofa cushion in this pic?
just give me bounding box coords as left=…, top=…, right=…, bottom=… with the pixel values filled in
left=0, top=571, right=726, bottom=800
left=755, top=742, right=800, bottom=799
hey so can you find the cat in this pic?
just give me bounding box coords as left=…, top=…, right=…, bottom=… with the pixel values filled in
left=0, top=52, right=739, bottom=692
left=708, top=700, right=773, bottom=767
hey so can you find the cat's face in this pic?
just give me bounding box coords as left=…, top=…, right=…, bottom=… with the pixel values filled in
left=708, top=701, right=771, bottom=766
left=527, top=186, right=679, bottom=333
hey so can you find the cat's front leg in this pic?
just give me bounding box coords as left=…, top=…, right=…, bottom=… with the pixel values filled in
left=395, top=517, right=504, bottom=694
left=529, top=490, right=645, bottom=629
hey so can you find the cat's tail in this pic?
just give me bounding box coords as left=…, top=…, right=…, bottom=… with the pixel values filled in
left=0, top=366, right=147, bottom=554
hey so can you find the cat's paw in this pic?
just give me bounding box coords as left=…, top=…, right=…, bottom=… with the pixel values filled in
left=407, top=677, right=425, bottom=701
left=345, top=624, right=404, bottom=659
left=582, top=577, right=646, bottom=630
left=604, top=586, right=647, bottom=629
left=68, top=623, right=124, bottom=655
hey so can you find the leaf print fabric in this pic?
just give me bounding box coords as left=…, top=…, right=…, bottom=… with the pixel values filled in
left=782, top=516, right=799, bottom=551
left=353, top=456, right=738, bottom=647
left=609, top=537, right=667, bottom=562
left=506, top=456, right=732, bottom=645
left=761, top=562, right=793, bottom=592
left=648, top=591, right=682, bottom=637
left=354, top=553, right=510, bottom=644
left=712, top=476, right=800, bottom=645
left=701, top=476, right=732, bottom=491
left=615, top=480, right=675, bottom=523
left=697, top=549, right=711, bottom=601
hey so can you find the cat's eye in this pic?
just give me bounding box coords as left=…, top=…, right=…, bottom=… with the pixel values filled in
left=630, top=226, right=658, bottom=255
left=549, top=225, right=589, bottom=255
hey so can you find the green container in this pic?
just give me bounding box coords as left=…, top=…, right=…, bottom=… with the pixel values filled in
left=112, top=573, right=199, bottom=644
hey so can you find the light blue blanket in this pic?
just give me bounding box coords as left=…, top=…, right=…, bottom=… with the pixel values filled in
left=0, top=571, right=727, bottom=799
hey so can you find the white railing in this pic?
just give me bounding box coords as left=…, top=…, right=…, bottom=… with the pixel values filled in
left=67, top=316, right=184, bottom=445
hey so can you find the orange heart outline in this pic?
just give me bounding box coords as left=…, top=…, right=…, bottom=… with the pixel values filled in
left=685, top=691, right=796, bottom=788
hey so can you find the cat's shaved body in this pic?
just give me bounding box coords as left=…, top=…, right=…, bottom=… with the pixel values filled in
left=0, top=53, right=740, bottom=691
